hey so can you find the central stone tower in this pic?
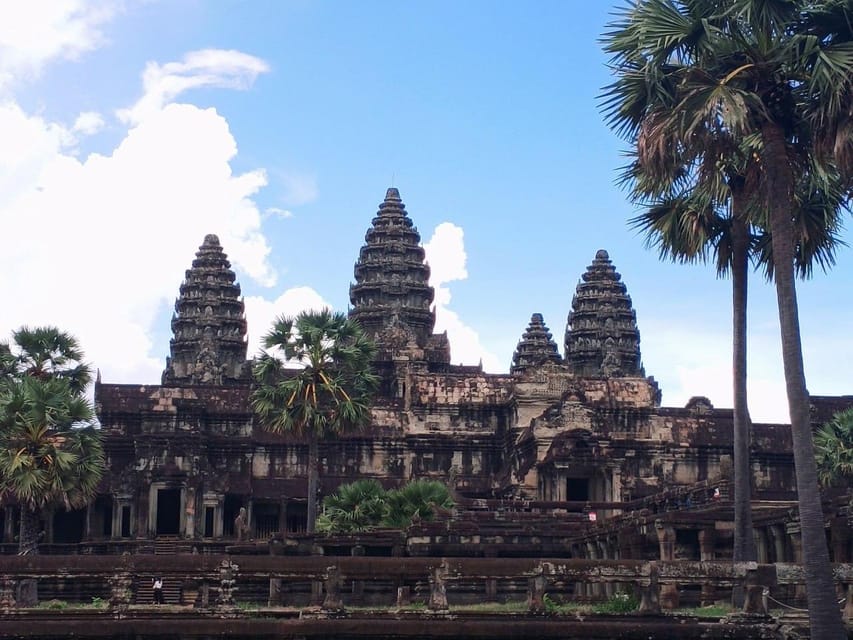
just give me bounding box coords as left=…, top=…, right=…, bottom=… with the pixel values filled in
left=564, top=250, right=643, bottom=377
left=162, top=234, right=249, bottom=386
left=349, top=187, right=451, bottom=367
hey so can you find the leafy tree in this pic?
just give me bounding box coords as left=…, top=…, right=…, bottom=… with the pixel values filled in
left=815, top=409, right=853, bottom=488
left=251, top=310, right=379, bottom=534
left=315, top=478, right=456, bottom=533
left=316, top=478, right=388, bottom=534
left=0, top=327, right=104, bottom=555
left=602, top=2, right=852, bottom=634
left=382, top=480, right=454, bottom=529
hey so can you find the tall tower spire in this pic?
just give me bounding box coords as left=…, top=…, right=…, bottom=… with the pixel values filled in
left=349, top=188, right=436, bottom=347
left=162, top=234, right=249, bottom=386
left=564, top=250, right=642, bottom=377
left=511, top=313, right=563, bottom=374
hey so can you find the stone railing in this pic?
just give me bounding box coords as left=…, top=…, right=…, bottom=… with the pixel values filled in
left=3, top=555, right=850, bottom=618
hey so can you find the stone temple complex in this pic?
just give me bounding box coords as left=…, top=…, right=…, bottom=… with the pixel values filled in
left=2, top=188, right=853, bottom=624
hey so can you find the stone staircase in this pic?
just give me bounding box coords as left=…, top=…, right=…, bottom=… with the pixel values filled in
left=153, top=535, right=191, bottom=555
left=133, top=575, right=183, bottom=605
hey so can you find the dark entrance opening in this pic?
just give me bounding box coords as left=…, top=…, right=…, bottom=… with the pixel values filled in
left=566, top=478, right=590, bottom=502
left=120, top=505, right=132, bottom=538
left=253, top=502, right=280, bottom=539
left=675, top=529, right=700, bottom=560
left=204, top=507, right=215, bottom=538
left=223, top=495, right=242, bottom=537
left=285, top=503, right=307, bottom=534
left=53, top=508, right=86, bottom=543
left=156, top=488, right=181, bottom=535
left=91, top=496, right=112, bottom=538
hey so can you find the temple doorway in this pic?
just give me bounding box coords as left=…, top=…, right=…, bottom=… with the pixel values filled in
left=156, top=488, right=181, bottom=535
left=566, top=478, right=590, bottom=502
left=223, top=494, right=242, bottom=537
left=53, top=508, right=86, bottom=544
left=91, top=496, right=112, bottom=538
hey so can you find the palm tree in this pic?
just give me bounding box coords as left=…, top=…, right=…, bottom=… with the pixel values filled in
left=815, top=409, right=853, bottom=488
left=0, top=327, right=104, bottom=555
left=316, top=478, right=388, bottom=534
left=602, top=2, right=852, bottom=635
left=251, top=310, right=379, bottom=534
left=2, top=326, right=92, bottom=393
left=382, top=480, right=454, bottom=529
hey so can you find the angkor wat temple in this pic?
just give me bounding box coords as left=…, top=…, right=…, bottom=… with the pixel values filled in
left=5, top=187, right=852, bottom=578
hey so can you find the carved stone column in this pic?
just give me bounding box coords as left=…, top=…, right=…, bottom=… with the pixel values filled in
left=428, top=562, right=449, bottom=612
left=527, top=564, right=547, bottom=614
left=350, top=545, right=365, bottom=605
left=698, top=527, right=716, bottom=605
left=786, top=521, right=806, bottom=604
left=638, top=561, right=661, bottom=615
left=586, top=541, right=602, bottom=598
left=0, top=578, right=16, bottom=610
left=655, top=520, right=679, bottom=609
left=322, top=565, right=344, bottom=613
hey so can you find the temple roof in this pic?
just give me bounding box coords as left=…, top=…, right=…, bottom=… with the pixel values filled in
left=162, top=234, right=249, bottom=386
left=564, top=250, right=643, bottom=377
left=511, top=313, right=563, bottom=374
left=349, top=188, right=436, bottom=349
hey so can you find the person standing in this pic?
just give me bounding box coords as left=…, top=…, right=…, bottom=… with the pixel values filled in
left=152, top=577, right=164, bottom=604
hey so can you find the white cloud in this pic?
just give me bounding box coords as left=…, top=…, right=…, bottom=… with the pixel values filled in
left=0, top=48, right=279, bottom=385
left=423, top=222, right=502, bottom=372
left=265, top=206, right=294, bottom=219
left=118, top=49, right=271, bottom=125
left=72, top=110, right=104, bottom=135
left=244, top=287, right=331, bottom=358
left=0, top=0, right=116, bottom=91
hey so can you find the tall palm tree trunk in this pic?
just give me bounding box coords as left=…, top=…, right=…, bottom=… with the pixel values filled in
left=730, top=206, right=757, bottom=607
left=307, top=434, right=319, bottom=534
left=18, top=506, right=40, bottom=555
left=762, top=122, right=843, bottom=639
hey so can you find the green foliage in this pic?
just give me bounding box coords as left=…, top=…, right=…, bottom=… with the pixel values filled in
left=251, top=310, right=379, bottom=440
left=0, top=327, right=104, bottom=554
left=90, top=596, right=106, bottom=609
left=815, top=409, right=853, bottom=487
left=382, top=479, right=454, bottom=530
left=317, top=478, right=388, bottom=533
left=591, top=591, right=639, bottom=614
left=42, top=599, right=68, bottom=610
left=316, top=478, right=455, bottom=534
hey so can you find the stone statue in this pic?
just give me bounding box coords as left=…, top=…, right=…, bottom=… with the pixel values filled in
left=234, top=507, right=249, bottom=541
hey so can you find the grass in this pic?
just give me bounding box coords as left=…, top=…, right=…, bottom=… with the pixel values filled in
left=669, top=604, right=734, bottom=618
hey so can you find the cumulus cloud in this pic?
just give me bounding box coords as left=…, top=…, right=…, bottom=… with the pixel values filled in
left=118, top=49, right=271, bottom=125
left=0, top=0, right=116, bottom=91
left=0, top=47, right=279, bottom=384
left=72, top=111, right=105, bottom=135
left=423, top=223, right=502, bottom=372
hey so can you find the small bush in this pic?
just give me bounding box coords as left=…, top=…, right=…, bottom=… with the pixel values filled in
left=592, top=591, right=639, bottom=614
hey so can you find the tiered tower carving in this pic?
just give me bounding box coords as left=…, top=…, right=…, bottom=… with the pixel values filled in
left=511, top=313, right=563, bottom=374
left=349, top=188, right=437, bottom=350
left=162, top=234, right=249, bottom=386
left=564, top=250, right=642, bottom=377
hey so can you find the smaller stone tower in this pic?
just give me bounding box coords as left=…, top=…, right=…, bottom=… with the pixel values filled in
left=162, top=234, right=249, bottom=386
left=511, top=313, right=563, bottom=374
left=564, top=250, right=642, bottom=377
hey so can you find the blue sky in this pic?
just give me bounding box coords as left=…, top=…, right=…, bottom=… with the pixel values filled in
left=1, top=1, right=850, bottom=423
